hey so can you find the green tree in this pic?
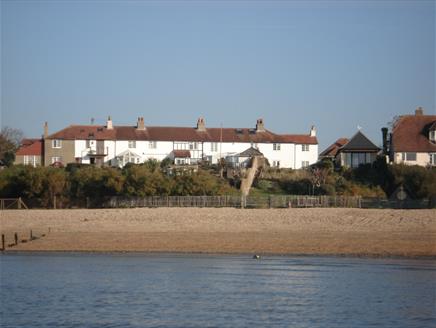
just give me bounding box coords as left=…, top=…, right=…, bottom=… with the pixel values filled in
left=0, top=127, right=23, bottom=166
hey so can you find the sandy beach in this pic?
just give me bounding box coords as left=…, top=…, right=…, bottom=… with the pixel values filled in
left=1, top=208, right=435, bottom=257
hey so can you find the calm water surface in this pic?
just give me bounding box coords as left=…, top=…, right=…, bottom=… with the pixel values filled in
left=1, top=253, right=435, bottom=328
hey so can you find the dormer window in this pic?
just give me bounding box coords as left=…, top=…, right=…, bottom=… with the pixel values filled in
left=430, top=130, right=436, bottom=143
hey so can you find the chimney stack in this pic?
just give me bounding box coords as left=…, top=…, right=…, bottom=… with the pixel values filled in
left=381, top=127, right=388, bottom=154
left=415, top=107, right=424, bottom=116
left=255, top=118, right=265, bottom=132
left=196, top=117, right=206, bottom=132
left=106, top=116, right=113, bottom=130
left=388, top=132, right=394, bottom=162
left=310, top=125, right=316, bottom=137
left=43, top=122, right=48, bottom=139
left=136, top=117, right=145, bottom=130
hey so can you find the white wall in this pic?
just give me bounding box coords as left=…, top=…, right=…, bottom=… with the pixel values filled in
left=394, top=152, right=432, bottom=167
left=293, top=144, right=318, bottom=169
left=75, top=139, right=318, bottom=169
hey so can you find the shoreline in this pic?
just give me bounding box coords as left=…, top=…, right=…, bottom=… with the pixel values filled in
left=2, top=249, right=436, bottom=260
left=1, top=208, right=435, bottom=257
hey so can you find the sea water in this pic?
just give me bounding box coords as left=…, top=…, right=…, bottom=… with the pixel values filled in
left=1, top=253, right=435, bottom=328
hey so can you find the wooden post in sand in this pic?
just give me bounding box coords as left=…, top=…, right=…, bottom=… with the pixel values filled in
left=30, top=230, right=33, bottom=240
left=1, top=234, right=5, bottom=250
left=14, top=233, right=18, bottom=245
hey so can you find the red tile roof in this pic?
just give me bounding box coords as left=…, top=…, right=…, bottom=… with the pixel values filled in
left=392, top=114, right=436, bottom=152
left=16, top=139, right=43, bottom=156
left=172, top=150, right=191, bottom=158
left=48, top=125, right=317, bottom=144
left=278, top=134, right=318, bottom=144
left=319, top=138, right=349, bottom=157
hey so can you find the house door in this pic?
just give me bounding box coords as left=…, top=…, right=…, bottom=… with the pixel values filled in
left=97, top=141, right=105, bottom=155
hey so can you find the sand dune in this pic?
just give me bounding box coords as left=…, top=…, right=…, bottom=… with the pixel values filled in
left=1, top=208, right=435, bottom=257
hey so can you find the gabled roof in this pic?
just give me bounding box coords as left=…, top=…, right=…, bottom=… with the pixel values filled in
left=47, top=124, right=318, bottom=145
left=15, top=139, right=43, bottom=156
left=340, top=131, right=380, bottom=152
left=392, top=114, right=436, bottom=152
left=172, top=150, right=191, bottom=158
left=319, top=138, right=349, bottom=157
left=238, top=147, right=264, bottom=157
left=116, top=149, right=140, bottom=158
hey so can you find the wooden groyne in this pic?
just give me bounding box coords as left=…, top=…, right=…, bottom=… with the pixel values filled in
left=1, top=229, right=49, bottom=251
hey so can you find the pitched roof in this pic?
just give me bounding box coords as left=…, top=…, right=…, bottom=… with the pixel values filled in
left=392, top=114, right=436, bottom=152
left=238, top=147, right=264, bottom=157
left=172, top=150, right=191, bottom=158
left=47, top=125, right=318, bottom=144
left=15, top=139, right=43, bottom=156
left=319, top=138, right=349, bottom=157
left=278, top=134, right=318, bottom=144
left=340, top=131, right=380, bottom=152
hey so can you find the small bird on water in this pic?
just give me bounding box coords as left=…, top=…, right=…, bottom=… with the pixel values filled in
left=253, top=254, right=260, bottom=259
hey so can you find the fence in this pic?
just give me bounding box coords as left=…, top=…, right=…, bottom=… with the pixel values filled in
left=102, top=195, right=434, bottom=209
left=102, top=195, right=364, bottom=209
left=0, top=198, right=28, bottom=210
left=4, top=195, right=434, bottom=210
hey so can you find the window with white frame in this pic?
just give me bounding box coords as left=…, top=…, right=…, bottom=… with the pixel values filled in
left=273, top=143, right=281, bottom=151
left=52, top=139, right=62, bottom=148
left=302, top=144, right=309, bottom=151
left=210, top=142, right=218, bottom=152
left=128, top=140, right=136, bottom=148
left=430, top=130, right=436, bottom=143
left=302, top=161, right=309, bottom=168
left=272, top=160, right=280, bottom=168
left=51, top=156, right=62, bottom=164
left=24, top=155, right=37, bottom=167
left=401, top=152, right=417, bottom=161
left=189, top=142, right=198, bottom=150
left=430, top=153, right=436, bottom=166
left=149, top=141, right=157, bottom=149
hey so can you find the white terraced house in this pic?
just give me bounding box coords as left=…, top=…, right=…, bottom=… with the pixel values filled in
left=43, top=117, right=318, bottom=169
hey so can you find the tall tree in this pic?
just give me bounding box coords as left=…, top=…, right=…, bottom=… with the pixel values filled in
left=0, top=127, right=23, bottom=166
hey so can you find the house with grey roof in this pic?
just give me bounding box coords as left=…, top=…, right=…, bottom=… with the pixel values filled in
left=336, top=131, right=380, bottom=168
left=320, top=131, right=380, bottom=169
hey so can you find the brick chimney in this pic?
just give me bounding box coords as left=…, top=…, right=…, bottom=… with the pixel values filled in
left=255, top=118, right=265, bottom=132
left=381, top=127, right=388, bottom=154
left=415, top=107, right=424, bottom=116
left=310, top=125, right=316, bottom=137
left=196, top=117, right=206, bottom=132
left=106, top=116, right=113, bottom=130
left=43, top=122, right=48, bottom=139
left=136, top=117, right=145, bottom=130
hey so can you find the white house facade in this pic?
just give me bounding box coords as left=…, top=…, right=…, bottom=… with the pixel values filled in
left=44, top=117, right=318, bottom=169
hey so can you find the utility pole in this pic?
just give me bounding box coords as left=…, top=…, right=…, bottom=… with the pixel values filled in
left=219, top=123, right=223, bottom=178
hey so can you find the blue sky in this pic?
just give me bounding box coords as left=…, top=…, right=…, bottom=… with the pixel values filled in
left=1, top=0, right=435, bottom=151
